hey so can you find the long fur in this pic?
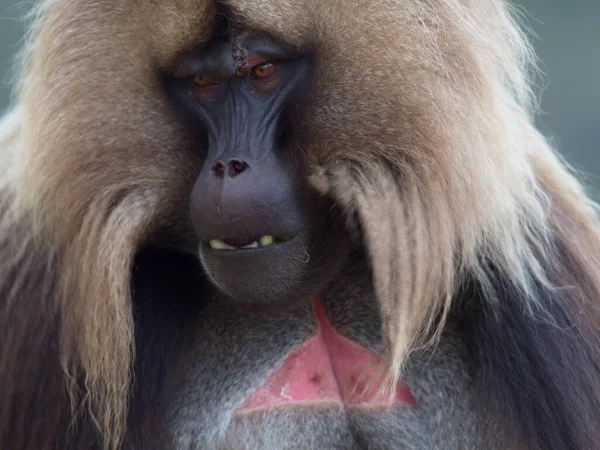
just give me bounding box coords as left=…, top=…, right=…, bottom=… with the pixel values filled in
left=1, top=0, right=599, bottom=449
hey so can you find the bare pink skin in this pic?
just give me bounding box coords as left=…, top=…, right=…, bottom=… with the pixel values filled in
left=236, top=298, right=415, bottom=414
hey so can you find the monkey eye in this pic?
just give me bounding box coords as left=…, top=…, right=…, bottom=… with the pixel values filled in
left=192, top=75, right=224, bottom=87
left=250, top=63, right=278, bottom=80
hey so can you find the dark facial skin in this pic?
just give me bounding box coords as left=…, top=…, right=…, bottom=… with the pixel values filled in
left=165, top=33, right=351, bottom=308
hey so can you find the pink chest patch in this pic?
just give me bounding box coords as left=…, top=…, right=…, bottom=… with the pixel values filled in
left=236, top=298, right=415, bottom=414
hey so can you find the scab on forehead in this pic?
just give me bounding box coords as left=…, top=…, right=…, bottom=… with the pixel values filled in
left=229, top=31, right=283, bottom=76
left=231, top=30, right=251, bottom=74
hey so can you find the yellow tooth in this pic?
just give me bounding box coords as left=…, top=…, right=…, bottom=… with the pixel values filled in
left=260, top=235, right=274, bottom=247
left=209, top=239, right=235, bottom=250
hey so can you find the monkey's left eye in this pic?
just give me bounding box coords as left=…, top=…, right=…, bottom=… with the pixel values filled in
left=193, top=75, right=224, bottom=87
left=250, top=63, right=278, bottom=80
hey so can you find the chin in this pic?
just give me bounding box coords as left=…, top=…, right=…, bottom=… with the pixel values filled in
left=198, top=228, right=351, bottom=308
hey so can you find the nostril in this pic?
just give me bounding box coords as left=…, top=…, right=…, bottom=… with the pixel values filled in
left=212, top=161, right=225, bottom=178
left=228, top=159, right=249, bottom=178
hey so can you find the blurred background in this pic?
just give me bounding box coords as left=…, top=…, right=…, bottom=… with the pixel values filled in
left=0, top=1, right=598, bottom=197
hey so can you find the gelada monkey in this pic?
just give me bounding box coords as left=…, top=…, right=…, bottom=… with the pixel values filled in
left=1, top=1, right=600, bottom=449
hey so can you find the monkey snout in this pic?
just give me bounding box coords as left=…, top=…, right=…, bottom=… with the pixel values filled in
left=189, top=158, right=307, bottom=244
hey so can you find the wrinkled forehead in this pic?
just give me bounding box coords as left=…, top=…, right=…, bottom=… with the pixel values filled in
left=170, top=29, right=303, bottom=79
left=143, top=0, right=315, bottom=67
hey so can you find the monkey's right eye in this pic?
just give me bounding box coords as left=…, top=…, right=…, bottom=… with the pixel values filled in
left=192, top=75, right=224, bottom=87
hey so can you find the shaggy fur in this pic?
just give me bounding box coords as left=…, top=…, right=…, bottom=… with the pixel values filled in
left=1, top=0, right=600, bottom=449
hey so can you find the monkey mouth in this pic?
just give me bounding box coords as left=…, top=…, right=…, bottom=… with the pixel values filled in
left=207, top=234, right=296, bottom=251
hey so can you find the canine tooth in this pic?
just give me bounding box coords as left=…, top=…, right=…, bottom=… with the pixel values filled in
left=242, top=241, right=259, bottom=249
left=209, top=239, right=236, bottom=250
left=260, top=235, right=275, bottom=247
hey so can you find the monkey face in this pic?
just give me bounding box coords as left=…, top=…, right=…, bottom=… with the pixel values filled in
left=164, top=32, right=352, bottom=308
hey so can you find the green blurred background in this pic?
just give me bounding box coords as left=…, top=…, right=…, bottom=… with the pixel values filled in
left=1, top=1, right=598, bottom=196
